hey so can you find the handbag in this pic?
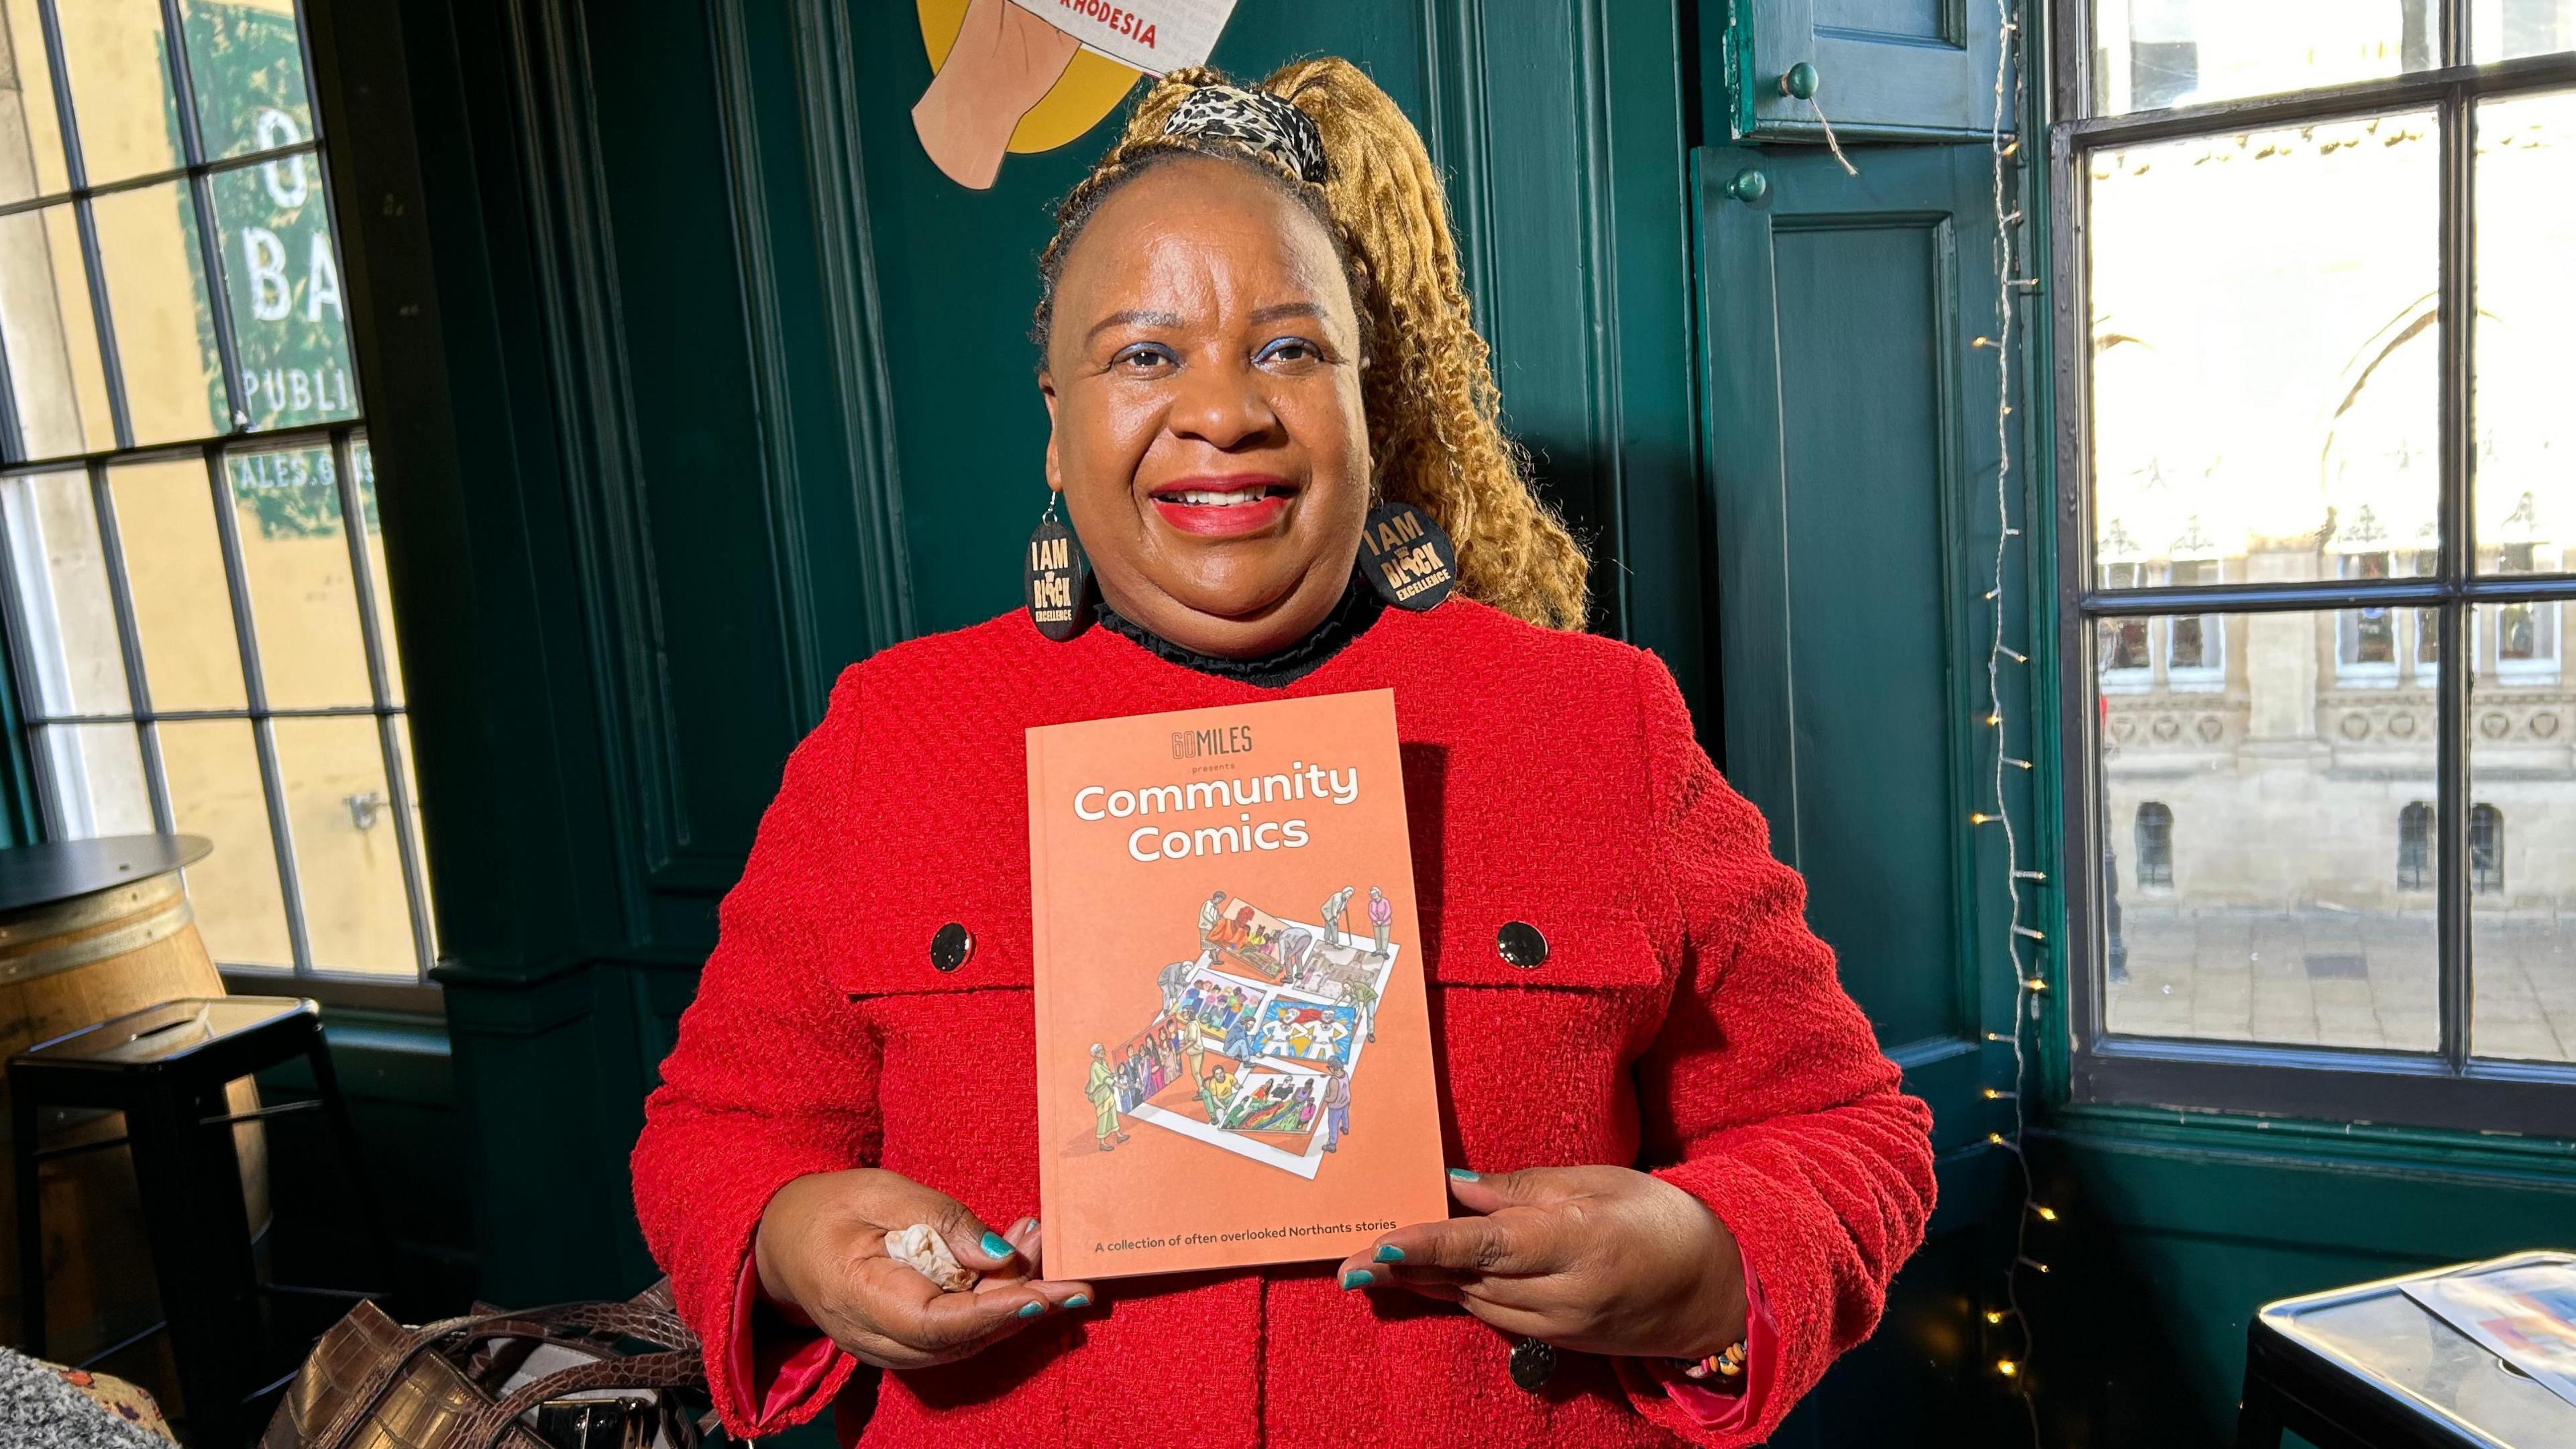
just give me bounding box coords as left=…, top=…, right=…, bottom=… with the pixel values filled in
left=259, top=1279, right=710, bottom=1449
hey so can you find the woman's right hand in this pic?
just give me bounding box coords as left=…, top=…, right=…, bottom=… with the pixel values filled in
left=753, top=1169, right=1093, bottom=1369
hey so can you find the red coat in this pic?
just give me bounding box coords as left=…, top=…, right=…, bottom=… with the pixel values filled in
left=632, top=598, right=1934, bottom=1447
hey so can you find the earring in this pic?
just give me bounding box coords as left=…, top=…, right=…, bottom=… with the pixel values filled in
left=1026, top=492, right=1096, bottom=641
left=1357, top=499, right=1456, bottom=612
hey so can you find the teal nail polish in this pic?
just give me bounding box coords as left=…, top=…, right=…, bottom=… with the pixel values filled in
left=1065, top=1293, right=1091, bottom=1309
left=1447, top=1167, right=1481, bottom=1181
left=1341, top=1268, right=1375, bottom=1290
left=981, top=1232, right=1016, bottom=1259
left=1374, top=1244, right=1406, bottom=1263
left=1017, top=1301, right=1046, bottom=1319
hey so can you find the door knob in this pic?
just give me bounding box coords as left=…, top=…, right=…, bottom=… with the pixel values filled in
left=1721, top=168, right=1769, bottom=205
left=1778, top=62, right=1820, bottom=99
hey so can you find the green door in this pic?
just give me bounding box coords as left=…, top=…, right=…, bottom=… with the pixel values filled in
left=1696, top=138, right=2030, bottom=1443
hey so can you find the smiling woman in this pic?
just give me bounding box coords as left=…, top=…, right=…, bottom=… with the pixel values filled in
left=1038, top=151, right=1371, bottom=656
left=632, top=56, right=1933, bottom=1449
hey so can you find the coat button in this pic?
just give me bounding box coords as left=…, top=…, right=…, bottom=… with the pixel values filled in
left=1497, top=921, right=1549, bottom=969
left=930, top=923, right=973, bottom=973
left=1509, top=1337, right=1556, bottom=1390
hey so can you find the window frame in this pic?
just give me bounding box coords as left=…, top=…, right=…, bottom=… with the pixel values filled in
left=0, top=0, right=437, bottom=996
left=2048, top=7, right=2576, bottom=1136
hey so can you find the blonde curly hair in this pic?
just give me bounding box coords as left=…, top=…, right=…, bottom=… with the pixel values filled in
left=1032, top=58, right=1590, bottom=631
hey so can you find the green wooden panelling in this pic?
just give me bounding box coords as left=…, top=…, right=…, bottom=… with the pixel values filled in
left=2031, top=1117, right=2576, bottom=1445
left=252, top=1011, right=477, bottom=1293
left=1696, top=138, right=2021, bottom=1154
left=1695, top=135, right=2035, bottom=1442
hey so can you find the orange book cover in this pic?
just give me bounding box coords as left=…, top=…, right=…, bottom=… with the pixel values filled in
left=1027, top=688, right=1448, bottom=1281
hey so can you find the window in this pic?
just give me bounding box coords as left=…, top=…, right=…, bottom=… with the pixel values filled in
left=2164, top=559, right=2223, bottom=689
left=2096, top=559, right=2224, bottom=690
left=2133, top=803, right=2173, bottom=888
left=2470, top=804, right=2504, bottom=895
left=2397, top=802, right=2432, bottom=890
left=2060, top=4, right=2576, bottom=1130
left=0, top=1, right=434, bottom=984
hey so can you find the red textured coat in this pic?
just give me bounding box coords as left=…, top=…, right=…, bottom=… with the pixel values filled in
left=631, top=598, right=1935, bottom=1447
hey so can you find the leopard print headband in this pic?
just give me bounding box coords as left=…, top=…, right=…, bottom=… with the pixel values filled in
left=1162, top=85, right=1330, bottom=186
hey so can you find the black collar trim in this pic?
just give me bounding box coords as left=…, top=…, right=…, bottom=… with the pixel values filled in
left=1095, top=575, right=1385, bottom=688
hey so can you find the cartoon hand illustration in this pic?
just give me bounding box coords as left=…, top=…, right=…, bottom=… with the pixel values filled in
left=914, top=0, right=1083, bottom=189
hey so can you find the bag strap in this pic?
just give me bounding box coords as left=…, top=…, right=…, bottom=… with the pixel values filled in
left=455, top=1302, right=694, bottom=1356
left=451, top=1347, right=707, bottom=1449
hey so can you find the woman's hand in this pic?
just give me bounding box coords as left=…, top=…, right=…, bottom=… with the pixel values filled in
left=911, top=0, right=1080, bottom=189
left=1336, top=1166, right=1747, bottom=1360
left=754, top=1169, right=1093, bottom=1369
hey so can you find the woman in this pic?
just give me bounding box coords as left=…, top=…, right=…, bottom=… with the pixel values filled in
left=632, top=58, right=1933, bottom=1448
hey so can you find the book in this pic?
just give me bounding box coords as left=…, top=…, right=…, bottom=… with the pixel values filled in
left=2402, top=1256, right=2576, bottom=1409
left=1026, top=688, right=1448, bottom=1280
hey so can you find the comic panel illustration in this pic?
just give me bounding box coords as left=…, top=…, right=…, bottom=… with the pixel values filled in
left=1089, top=890, right=1395, bottom=1178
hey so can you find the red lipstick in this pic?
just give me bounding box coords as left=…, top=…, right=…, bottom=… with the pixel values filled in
left=1147, top=474, right=1297, bottom=537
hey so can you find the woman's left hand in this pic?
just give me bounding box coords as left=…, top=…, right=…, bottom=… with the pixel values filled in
left=1336, top=1166, right=1748, bottom=1360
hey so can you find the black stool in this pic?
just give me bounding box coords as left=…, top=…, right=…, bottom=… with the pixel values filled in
left=2238, top=1252, right=2576, bottom=1448
left=10, top=996, right=392, bottom=1447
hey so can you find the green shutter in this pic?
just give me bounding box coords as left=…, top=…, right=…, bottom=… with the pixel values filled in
left=1711, top=0, right=2013, bottom=142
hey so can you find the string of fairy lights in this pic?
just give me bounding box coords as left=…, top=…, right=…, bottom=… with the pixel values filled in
left=1967, top=0, right=2051, bottom=1439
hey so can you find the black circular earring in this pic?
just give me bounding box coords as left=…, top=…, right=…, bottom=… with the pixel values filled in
left=1356, top=498, right=1457, bottom=612
left=1025, top=492, right=1096, bottom=641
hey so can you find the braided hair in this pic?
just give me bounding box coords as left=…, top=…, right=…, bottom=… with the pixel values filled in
left=1032, top=60, right=1591, bottom=632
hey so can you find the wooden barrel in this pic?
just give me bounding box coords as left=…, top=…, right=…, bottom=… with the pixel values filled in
left=0, top=854, right=268, bottom=1357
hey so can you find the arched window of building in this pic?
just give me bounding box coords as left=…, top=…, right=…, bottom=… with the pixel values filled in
left=2470, top=804, right=2504, bottom=895
left=2135, top=803, right=2174, bottom=889
left=2396, top=802, right=2432, bottom=890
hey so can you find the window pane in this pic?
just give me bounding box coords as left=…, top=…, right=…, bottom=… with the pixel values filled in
left=91, top=180, right=226, bottom=443
left=0, top=0, right=73, bottom=201
left=176, top=0, right=314, bottom=162
left=2099, top=609, right=2437, bottom=1052
left=2088, top=0, right=2435, bottom=116
left=109, top=455, right=244, bottom=709
left=2471, top=622, right=2576, bottom=1063
left=272, top=716, right=412, bottom=976
left=36, top=721, right=150, bottom=835
left=53, top=0, right=182, bottom=185
left=2474, top=91, right=2575, bottom=576
left=352, top=436, right=401, bottom=704
left=0, top=205, right=117, bottom=457
left=2089, top=115, right=2439, bottom=586
left=228, top=443, right=366, bottom=706
left=2477, top=0, right=2576, bottom=62
left=158, top=718, right=290, bottom=966
left=0, top=469, right=128, bottom=714
left=209, top=155, right=354, bottom=431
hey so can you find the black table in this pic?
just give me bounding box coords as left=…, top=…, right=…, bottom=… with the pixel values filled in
left=0, top=835, right=211, bottom=917
left=2239, top=1252, right=2576, bottom=1448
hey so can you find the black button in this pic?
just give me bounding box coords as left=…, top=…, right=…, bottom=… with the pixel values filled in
left=930, top=922, right=973, bottom=973
left=1509, top=1337, right=1556, bottom=1390
left=1497, top=921, right=1548, bottom=969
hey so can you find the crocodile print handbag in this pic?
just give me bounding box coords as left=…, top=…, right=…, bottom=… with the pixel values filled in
left=260, top=1280, right=709, bottom=1449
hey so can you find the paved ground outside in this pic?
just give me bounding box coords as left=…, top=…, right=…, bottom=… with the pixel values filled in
left=2106, top=904, right=2576, bottom=1062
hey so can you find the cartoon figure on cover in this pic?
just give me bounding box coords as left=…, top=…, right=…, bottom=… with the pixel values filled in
left=1085, top=886, right=1395, bottom=1179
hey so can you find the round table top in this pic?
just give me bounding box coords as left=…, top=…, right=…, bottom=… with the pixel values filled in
left=0, top=835, right=212, bottom=915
